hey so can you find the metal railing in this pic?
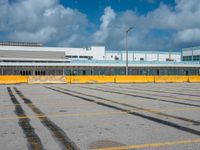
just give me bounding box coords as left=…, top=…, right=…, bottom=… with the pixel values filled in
left=71, top=60, right=200, bottom=65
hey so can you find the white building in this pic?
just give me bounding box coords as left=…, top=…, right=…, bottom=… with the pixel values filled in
left=105, top=51, right=181, bottom=62
left=0, top=42, right=199, bottom=76
left=182, top=46, right=200, bottom=61
left=63, top=46, right=181, bottom=62
left=0, top=42, right=181, bottom=62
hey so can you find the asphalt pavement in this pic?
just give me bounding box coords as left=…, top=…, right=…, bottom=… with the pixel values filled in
left=0, top=83, right=200, bottom=150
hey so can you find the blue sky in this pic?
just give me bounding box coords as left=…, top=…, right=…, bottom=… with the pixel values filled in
left=60, top=0, right=175, bottom=24
left=1, top=0, right=200, bottom=51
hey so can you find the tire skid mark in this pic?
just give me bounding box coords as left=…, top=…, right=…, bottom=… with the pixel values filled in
left=13, top=87, right=79, bottom=150
left=54, top=86, right=200, bottom=125
left=138, top=85, right=200, bottom=94
left=7, top=87, right=43, bottom=150
left=77, top=86, right=200, bottom=108
left=46, top=86, right=200, bottom=136
left=104, top=85, right=200, bottom=103
left=129, top=85, right=200, bottom=98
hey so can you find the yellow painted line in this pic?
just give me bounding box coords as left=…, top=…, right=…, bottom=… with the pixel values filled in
left=0, top=111, right=128, bottom=120
left=162, top=107, right=200, bottom=112
left=142, top=107, right=200, bottom=114
left=0, top=107, right=199, bottom=121
left=0, top=103, right=95, bottom=109
left=0, top=103, right=34, bottom=108
left=92, top=138, right=200, bottom=150
left=46, top=106, right=200, bottom=117
left=108, top=86, right=200, bottom=101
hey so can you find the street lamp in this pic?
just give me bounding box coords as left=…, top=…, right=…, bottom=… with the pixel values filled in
left=125, top=27, right=133, bottom=75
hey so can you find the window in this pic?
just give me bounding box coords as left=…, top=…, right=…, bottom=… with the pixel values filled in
left=65, top=56, right=71, bottom=58
left=35, top=71, right=46, bottom=76
left=65, top=55, right=78, bottom=58
left=79, top=56, right=93, bottom=59
left=115, top=56, right=119, bottom=60
left=88, top=56, right=93, bottom=60
left=193, top=55, right=200, bottom=61
left=140, top=58, right=144, bottom=61
left=79, top=56, right=87, bottom=58
left=183, top=56, right=192, bottom=61
left=157, top=69, right=160, bottom=75
left=20, top=70, right=31, bottom=76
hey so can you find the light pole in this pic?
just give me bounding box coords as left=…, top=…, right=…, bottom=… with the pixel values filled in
left=125, top=27, right=133, bottom=75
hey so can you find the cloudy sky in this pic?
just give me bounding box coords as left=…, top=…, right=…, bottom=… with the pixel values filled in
left=0, top=0, right=200, bottom=51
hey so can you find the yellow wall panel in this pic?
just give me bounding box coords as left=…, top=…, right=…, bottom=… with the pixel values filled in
left=0, top=76, right=28, bottom=84
left=69, top=76, right=115, bottom=83
left=146, top=76, right=155, bottom=82
left=115, top=76, right=150, bottom=83
left=0, top=75, right=200, bottom=84
left=155, top=76, right=189, bottom=83
left=188, top=76, right=200, bottom=82
left=28, top=76, right=66, bottom=84
left=65, top=76, right=71, bottom=83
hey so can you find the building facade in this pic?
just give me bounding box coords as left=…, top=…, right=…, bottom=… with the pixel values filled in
left=182, top=46, right=200, bottom=61
left=0, top=42, right=199, bottom=76
left=0, top=42, right=181, bottom=61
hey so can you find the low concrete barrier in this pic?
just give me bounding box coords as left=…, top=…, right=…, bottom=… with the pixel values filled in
left=188, top=76, right=200, bottom=82
left=146, top=76, right=155, bottom=82
left=115, top=76, right=154, bottom=83
left=0, top=76, right=28, bottom=84
left=69, top=76, right=115, bottom=83
left=65, top=76, right=71, bottom=84
left=0, top=75, right=199, bottom=84
left=154, top=76, right=189, bottom=83
left=28, top=76, right=66, bottom=84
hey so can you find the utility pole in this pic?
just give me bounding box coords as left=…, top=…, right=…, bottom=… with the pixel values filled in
left=125, top=27, right=133, bottom=75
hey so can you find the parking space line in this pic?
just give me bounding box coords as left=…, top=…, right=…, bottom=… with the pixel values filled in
left=6, top=87, right=43, bottom=149
left=0, top=103, right=95, bottom=109
left=105, top=85, right=200, bottom=102
left=0, top=106, right=199, bottom=121
left=78, top=86, right=200, bottom=107
left=14, top=87, right=79, bottom=150
left=141, top=85, right=200, bottom=93
left=91, top=138, right=200, bottom=150
left=45, top=87, right=200, bottom=136
left=54, top=86, right=200, bottom=125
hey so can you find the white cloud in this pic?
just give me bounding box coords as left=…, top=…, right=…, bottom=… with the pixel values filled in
left=8, top=27, right=57, bottom=43
left=174, top=28, right=200, bottom=43
left=1, top=0, right=200, bottom=50
left=0, top=0, right=89, bottom=47
left=93, top=6, right=116, bottom=44
left=100, top=0, right=200, bottom=50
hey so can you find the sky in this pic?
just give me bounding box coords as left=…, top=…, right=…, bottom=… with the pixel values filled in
left=0, top=0, right=200, bottom=51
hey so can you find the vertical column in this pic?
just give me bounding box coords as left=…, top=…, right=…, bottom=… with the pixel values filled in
left=192, top=49, right=194, bottom=61
left=157, top=52, right=159, bottom=61
left=1, top=67, right=3, bottom=75
left=145, top=53, right=147, bottom=61
left=63, top=67, right=65, bottom=76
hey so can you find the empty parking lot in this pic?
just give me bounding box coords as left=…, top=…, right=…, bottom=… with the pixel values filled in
left=0, top=83, right=200, bottom=150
